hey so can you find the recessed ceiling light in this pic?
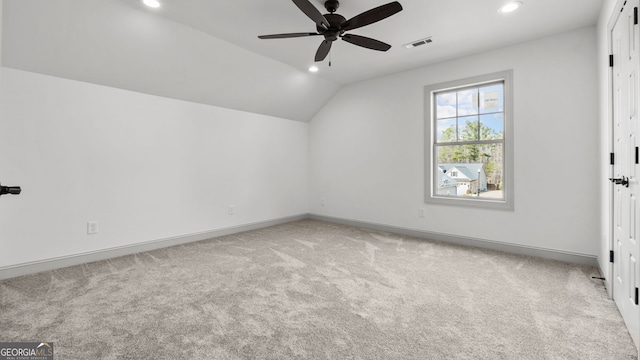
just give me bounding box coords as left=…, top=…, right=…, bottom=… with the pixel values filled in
left=498, top=1, right=522, bottom=14
left=308, top=66, right=319, bottom=73
left=142, top=0, right=161, bottom=8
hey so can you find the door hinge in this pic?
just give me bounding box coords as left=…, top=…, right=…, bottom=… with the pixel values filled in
left=636, top=147, right=639, bottom=164
left=610, top=54, right=614, bottom=67
left=610, top=250, right=615, bottom=263
left=610, top=152, right=615, bottom=165
left=636, top=287, right=639, bottom=305
left=635, top=7, right=638, bottom=25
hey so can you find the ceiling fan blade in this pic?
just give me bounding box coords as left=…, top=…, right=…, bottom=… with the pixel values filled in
left=315, top=40, right=332, bottom=62
left=341, top=34, right=391, bottom=51
left=341, top=1, right=403, bottom=32
left=292, top=0, right=330, bottom=29
left=258, top=32, right=321, bottom=39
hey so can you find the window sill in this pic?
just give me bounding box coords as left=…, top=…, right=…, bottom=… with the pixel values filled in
left=425, top=195, right=514, bottom=211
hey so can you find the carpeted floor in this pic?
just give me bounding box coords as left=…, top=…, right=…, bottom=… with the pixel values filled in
left=0, top=219, right=637, bottom=359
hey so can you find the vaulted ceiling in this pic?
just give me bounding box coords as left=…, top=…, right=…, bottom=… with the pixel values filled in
left=1, top=0, right=603, bottom=122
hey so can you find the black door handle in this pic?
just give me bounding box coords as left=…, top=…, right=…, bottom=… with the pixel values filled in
left=0, top=182, right=22, bottom=196
left=609, top=177, right=630, bottom=188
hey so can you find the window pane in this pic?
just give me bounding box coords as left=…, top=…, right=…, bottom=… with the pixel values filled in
left=457, top=88, right=479, bottom=116
left=480, top=113, right=504, bottom=140
left=436, top=92, right=457, bottom=119
left=435, top=143, right=504, bottom=199
left=479, top=84, right=503, bottom=114
left=437, top=119, right=457, bottom=142
left=426, top=72, right=511, bottom=209
left=458, top=116, right=479, bottom=141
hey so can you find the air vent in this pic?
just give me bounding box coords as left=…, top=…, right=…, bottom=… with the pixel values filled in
left=404, top=37, right=433, bottom=49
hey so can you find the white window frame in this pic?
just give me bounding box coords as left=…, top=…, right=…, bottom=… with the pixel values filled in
left=424, top=70, right=514, bottom=210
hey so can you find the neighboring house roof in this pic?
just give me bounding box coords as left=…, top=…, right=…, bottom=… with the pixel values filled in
left=439, top=163, right=484, bottom=181
left=437, top=171, right=458, bottom=188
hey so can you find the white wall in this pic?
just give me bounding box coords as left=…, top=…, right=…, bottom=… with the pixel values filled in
left=0, top=67, right=309, bottom=268
left=0, top=24, right=604, bottom=270
left=309, top=27, right=600, bottom=256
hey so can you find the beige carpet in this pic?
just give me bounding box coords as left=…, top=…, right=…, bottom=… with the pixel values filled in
left=0, top=219, right=637, bottom=359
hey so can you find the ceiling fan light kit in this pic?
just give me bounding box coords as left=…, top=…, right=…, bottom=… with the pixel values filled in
left=258, top=0, right=403, bottom=62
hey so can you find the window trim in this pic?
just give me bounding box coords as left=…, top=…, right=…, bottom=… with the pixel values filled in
left=424, top=70, right=514, bottom=210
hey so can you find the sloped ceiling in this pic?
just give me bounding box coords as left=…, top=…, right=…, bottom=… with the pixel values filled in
left=1, top=0, right=603, bottom=122
left=1, top=0, right=340, bottom=122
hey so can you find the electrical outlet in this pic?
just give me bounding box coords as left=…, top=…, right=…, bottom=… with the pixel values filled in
left=419, top=208, right=425, bottom=218
left=228, top=205, right=235, bottom=215
left=321, top=197, right=326, bottom=206
left=87, top=221, right=99, bottom=235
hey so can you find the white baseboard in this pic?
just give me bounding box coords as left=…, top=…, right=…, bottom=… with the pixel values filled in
left=1, top=212, right=600, bottom=280
left=0, top=214, right=307, bottom=280
left=309, top=214, right=599, bottom=267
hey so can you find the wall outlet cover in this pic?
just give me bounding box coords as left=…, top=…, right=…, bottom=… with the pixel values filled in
left=87, top=221, right=99, bottom=235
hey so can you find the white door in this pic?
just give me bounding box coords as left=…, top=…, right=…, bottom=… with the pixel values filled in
left=611, top=0, right=640, bottom=348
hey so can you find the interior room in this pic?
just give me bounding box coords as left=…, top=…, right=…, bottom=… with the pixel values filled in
left=1, top=0, right=639, bottom=358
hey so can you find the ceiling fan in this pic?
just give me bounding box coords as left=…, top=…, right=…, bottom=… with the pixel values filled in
left=258, top=0, right=403, bottom=62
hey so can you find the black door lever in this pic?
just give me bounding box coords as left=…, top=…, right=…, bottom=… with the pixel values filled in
left=0, top=182, right=22, bottom=196
left=609, top=176, right=630, bottom=188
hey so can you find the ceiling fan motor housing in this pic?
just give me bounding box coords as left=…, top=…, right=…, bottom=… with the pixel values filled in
left=317, top=13, right=346, bottom=41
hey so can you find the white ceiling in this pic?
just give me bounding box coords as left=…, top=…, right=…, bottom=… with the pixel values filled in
left=1, top=0, right=604, bottom=121
left=151, top=0, right=604, bottom=84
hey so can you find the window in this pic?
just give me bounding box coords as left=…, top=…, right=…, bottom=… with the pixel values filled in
left=425, top=70, right=513, bottom=210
